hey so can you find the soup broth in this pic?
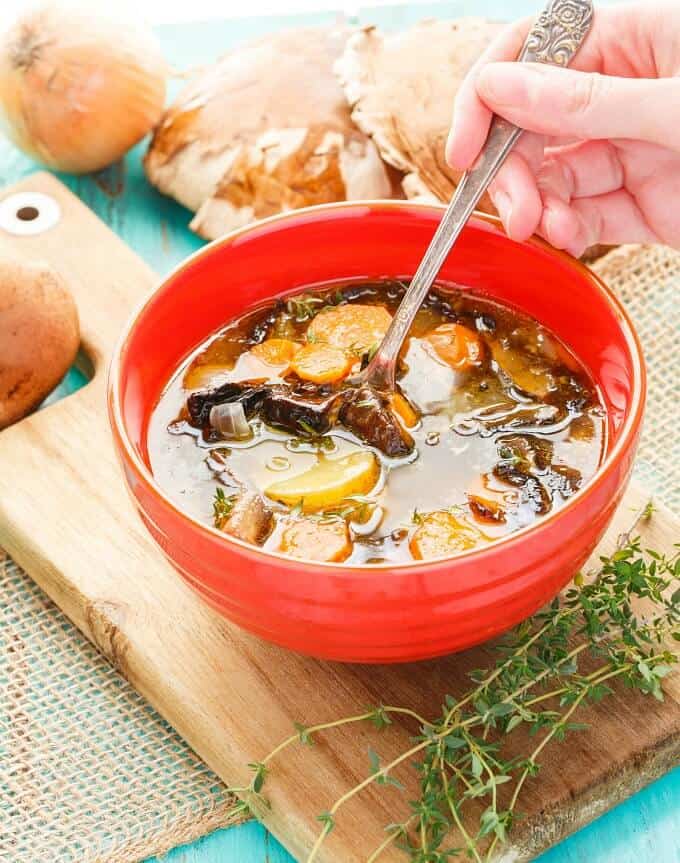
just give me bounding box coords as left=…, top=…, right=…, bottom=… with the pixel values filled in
left=148, top=281, right=606, bottom=565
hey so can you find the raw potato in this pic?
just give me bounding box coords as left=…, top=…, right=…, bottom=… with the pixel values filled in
left=265, top=451, right=379, bottom=512
left=279, top=516, right=352, bottom=562
left=336, top=19, right=503, bottom=209
left=144, top=28, right=397, bottom=240
left=0, top=258, right=79, bottom=429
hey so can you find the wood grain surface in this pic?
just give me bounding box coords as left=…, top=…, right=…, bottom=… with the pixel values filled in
left=0, top=172, right=678, bottom=863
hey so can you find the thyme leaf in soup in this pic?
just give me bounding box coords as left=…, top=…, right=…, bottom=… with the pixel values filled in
left=366, top=342, right=379, bottom=362
left=213, top=486, right=237, bottom=529
left=297, top=419, right=320, bottom=436
left=286, top=294, right=325, bottom=322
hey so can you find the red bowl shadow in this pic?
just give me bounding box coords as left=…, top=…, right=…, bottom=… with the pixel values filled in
left=108, top=202, right=645, bottom=663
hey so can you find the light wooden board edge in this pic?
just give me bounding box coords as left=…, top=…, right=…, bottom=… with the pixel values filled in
left=0, top=173, right=678, bottom=863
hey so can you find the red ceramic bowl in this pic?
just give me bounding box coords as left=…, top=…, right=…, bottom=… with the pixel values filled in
left=109, top=202, right=645, bottom=663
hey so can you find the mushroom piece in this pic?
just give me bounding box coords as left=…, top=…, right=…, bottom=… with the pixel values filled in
left=144, top=27, right=397, bottom=239
left=492, top=462, right=552, bottom=515
left=335, top=19, right=503, bottom=210
left=0, top=257, right=79, bottom=429
left=339, top=386, right=414, bottom=458
left=222, top=492, right=273, bottom=545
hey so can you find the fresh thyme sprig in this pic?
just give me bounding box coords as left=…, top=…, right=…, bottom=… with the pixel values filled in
left=212, top=486, right=237, bottom=529
left=230, top=502, right=679, bottom=862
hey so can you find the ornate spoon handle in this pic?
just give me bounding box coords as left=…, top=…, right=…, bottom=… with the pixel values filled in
left=356, top=0, right=595, bottom=392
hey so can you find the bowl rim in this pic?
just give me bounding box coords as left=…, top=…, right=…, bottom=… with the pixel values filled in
left=108, top=200, right=646, bottom=574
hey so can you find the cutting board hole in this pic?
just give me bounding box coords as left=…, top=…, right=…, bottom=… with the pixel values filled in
left=0, top=191, right=61, bottom=235
left=17, top=205, right=39, bottom=221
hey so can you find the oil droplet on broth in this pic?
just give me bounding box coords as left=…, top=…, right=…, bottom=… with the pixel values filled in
left=267, top=455, right=291, bottom=472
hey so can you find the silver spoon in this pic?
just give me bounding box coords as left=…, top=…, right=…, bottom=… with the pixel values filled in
left=352, top=0, right=595, bottom=392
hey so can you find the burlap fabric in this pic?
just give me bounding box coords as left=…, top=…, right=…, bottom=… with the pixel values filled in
left=0, top=244, right=677, bottom=863
left=0, top=549, right=243, bottom=863
left=592, top=245, right=679, bottom=512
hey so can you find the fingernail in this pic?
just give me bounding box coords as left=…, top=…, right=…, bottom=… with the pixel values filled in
left=445, top=129, right=457, bottom=168
left=478, top=63, right=538, bottom=108
left=446, top=117, right=469, bottom=170
left=492, top=190, right=512, bottom=232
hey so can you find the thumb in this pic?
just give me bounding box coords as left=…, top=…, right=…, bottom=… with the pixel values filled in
left=476, top=62, right=680, bottom=149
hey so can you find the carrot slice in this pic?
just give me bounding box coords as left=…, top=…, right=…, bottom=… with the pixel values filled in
left=307, top=304, right=392, bottom=355
left=425, top=323, right=483, bottom=371
left=251, top=338, right=300, bottom=366
left=289, top=343, right=353, bottom=384
left=467, top=494, right=506, bottom=524
left=279, top=517, right=352, bottom=562
left=410, top=510, right=489, bottom=560
left=388, top=392, right=419, bottom=428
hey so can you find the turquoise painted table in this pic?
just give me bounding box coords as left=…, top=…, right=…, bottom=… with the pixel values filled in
left=2, top=2, right=677, bottom=861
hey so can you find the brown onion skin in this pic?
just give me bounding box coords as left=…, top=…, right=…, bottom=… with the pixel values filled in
left=0, top=5, right=167, bottom=173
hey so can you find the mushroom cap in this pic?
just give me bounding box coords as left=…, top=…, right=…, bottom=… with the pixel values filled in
left=336, top=18, right=504, bottom=211
left=0, top=257, right=79, bottom=429
left=144, top=27, right=396, bottom=238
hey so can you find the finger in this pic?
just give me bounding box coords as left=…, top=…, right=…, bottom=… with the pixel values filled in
left=538, top=140, right=625, bottom=200
left=446, top=18, right=532, bottom=170
left=564, top=190, right=660, bottom=256
left=512, top=132, right=546, bottom=176
left=475, top=63, right=680, bottom=149
left=485, top=133, right=544, bottom=235
left=539, top=195, right=584, bottom=250
left=487, top=151, right=543, bottom=242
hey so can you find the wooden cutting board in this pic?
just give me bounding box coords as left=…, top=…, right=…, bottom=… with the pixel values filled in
left=0, top=172, right=678, bottom=863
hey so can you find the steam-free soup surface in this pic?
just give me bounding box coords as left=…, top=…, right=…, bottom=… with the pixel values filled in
left=148, top=281, right=605, bottom=565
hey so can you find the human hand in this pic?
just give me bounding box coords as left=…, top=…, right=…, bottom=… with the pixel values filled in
left=446, top=2, right=680, bottom=255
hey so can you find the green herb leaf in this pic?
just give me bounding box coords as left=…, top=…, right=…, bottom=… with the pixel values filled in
left=506, top=714, right=523, bottom=733
left=212, top=486, right=237, bottom=528
left=294, top=722, right=314, bottom=745
left=369, top=706, right=393, bottom=730
left=297, top=419, right=318, bottom=436
left=248, top=761, right=268, bottom=793
left=317, top=811, right=335, bottom=833
left=471, top=753, right=483, bottom=778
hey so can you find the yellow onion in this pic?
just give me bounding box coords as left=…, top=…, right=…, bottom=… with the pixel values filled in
left=0, top=3, right=168, bottom=173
